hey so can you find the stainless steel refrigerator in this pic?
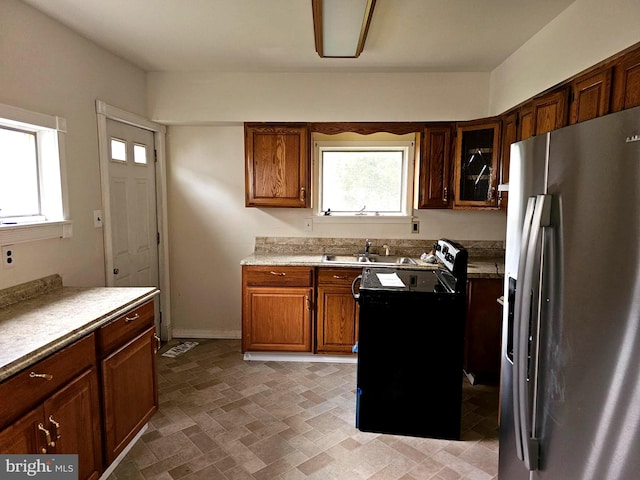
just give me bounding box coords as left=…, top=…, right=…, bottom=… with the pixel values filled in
left=499, top=106, right=640, bottom=480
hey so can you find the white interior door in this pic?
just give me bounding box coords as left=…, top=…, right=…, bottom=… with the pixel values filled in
left=105, top=119, right=159, bottom=288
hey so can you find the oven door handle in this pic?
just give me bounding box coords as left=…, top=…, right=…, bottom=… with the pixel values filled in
left=351, top=275, right=362, bottom=301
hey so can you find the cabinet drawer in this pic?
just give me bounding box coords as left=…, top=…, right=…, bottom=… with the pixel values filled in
left=0, top=334, right=96, bottom=429
left=317, top=268, right=362, bottom=285
left=98, top=301, right=154, bottom=357
left=243, top=266, right=314, bottom=287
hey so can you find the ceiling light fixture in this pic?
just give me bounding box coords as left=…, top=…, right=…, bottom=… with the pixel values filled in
left=312, top=0, right=377, bottom=58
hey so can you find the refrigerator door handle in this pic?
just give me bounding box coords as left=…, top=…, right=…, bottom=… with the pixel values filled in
left=517, top=194, right=552, bottom=471
left=512, top=196, right=537, bottom=462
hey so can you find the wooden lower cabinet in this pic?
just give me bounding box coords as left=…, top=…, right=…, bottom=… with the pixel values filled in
left=98, top=301, right=158, bottom=464
left=0, top=299, right=158, bottom=480
left=463, top=278, right=503, bottom=385
left=243, top=287, right=313, bottom=352
left=242, top=266, right=314, bottom=352
left=316, top=268, right=360, bottom=354
left=0, top=336, right=102, bottom=480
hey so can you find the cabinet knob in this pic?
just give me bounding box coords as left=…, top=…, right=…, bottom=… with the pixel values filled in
left=305, top=295, right=311, bottom=311
left=29, top=372, right=53, bottom=381
left=300, top=186, right=306, bottom=202
left=125, top=313, right=140, bottom=323
left=443, top=187, right=448, bottom=202
left=269, top=271, right=286, bottom=276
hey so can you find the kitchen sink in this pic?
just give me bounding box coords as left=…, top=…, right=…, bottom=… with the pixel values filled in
left=321, top=254, right=417, bottom=266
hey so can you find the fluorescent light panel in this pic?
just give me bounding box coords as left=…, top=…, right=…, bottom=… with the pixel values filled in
left=312, top=0, right=376, bottom=58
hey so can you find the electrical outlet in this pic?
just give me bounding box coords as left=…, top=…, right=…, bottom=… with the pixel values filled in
left=2, top=245, right=15, bottom=269
left=303, top=218, right=313, bottom=232
left=411, top=220, right=420, bottom=234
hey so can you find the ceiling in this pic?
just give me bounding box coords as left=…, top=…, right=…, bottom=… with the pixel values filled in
left=22, top=0, right=576, bottom=73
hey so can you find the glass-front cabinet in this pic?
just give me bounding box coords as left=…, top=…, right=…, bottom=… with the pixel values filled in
left=453, top=120, right=501, bottom=209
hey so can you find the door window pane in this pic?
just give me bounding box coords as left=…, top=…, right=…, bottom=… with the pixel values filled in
left=133, top=144, right=147, bottom=164
left=111, top=138, right=126, bottom=162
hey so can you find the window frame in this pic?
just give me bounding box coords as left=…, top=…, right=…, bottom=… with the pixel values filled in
left=313, top=138, right=415, bottom=223
left=0, top=102, right=72, bottom=245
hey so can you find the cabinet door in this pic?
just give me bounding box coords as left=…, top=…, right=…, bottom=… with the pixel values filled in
left=612, top=48, right=640, bottom=112
left=102, top=327, right=158, bottom=464
left=417, top=125, right=452, bottom=208
left=499, top=111, right=518, bottom=210
left=518, top=103, right=534, bottom=141
left=0, top=407, right=44, bottom=454
left=316, top=285, right=358, bottom=354
left=243, top=287, right=312, bottom=352
left=453, top=121, right=501, bottom=209
left=532, top=87, right=569, bottom=135
left=569, top=68, right=612, bottom=124
left=245, top=124, right=309, bottom=207
left=464, top=279, right=503, bottom=385
left=46, top=368, right=102, bottom=480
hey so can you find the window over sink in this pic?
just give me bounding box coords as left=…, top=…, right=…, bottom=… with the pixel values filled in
left=313, top=133, right=415, bottom=223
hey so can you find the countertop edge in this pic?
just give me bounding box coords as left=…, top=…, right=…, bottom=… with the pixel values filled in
left=240, top=254, right=504, bottom=279
left=0, top=288, right=159, bottom=382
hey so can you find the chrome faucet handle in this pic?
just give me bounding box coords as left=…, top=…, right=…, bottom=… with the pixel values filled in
left=364, top=239, right=372, bottom=255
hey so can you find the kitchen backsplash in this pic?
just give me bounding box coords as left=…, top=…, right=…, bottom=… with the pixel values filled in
left=254, top=237, right=504, bottom=258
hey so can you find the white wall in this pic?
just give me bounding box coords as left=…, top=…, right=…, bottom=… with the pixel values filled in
left=166, top=125, right=506, bottom=337
left=489, top=0, right=640, bottom=115
left=153, top=70, right=506, bottom=337
left=0, top=0, right=147, bottom=289
left=148, top=71, right=491, bottom=124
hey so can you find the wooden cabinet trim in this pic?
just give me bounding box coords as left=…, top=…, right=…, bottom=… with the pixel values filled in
left=310, top=122, right=422, bottom=136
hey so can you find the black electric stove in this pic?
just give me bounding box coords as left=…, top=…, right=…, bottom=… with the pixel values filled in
left=354, top=239, right=468, bottom=440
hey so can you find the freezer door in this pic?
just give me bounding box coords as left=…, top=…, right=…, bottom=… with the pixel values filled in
left=534, top=107, right=640, bottom=479
left=500, top=134, right=549, bottom=480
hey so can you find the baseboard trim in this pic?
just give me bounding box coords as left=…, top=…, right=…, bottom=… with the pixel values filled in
left=171, top=328, right=241, bottom=339
left=243, top=351, right=357, bottom=364
left=98, top=424, right=148, bottom=480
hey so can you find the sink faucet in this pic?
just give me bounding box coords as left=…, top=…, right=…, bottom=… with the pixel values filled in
left=364, top=239, right=372, bottom=256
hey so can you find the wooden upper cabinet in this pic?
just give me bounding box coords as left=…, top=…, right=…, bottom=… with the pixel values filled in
left=612, top=48, right=640, bottom=112
left=499, top=111, right=518, bottom=210
left=416, top=124, right=453, bottom=209
left=569, top=67, right=612, bottom=124
left=245, top=123, right=310, bottom=207
left=518, top=88, right=569, bottom=139
left=518, top=103, right=534, bottom=141
left=453, top=120, right=501, bottom=209
left=532, top=87, right=569, bottom=135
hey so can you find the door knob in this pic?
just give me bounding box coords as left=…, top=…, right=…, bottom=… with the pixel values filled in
left=113, top=268, right=119, bottom=274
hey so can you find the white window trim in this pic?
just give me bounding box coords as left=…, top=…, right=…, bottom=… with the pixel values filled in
left=313, top=140, right=415, bottom=223
left=0, top=103, right=72, bottom=246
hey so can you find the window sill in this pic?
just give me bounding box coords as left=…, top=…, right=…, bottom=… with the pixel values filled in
left=312, top=215, right=412, bottom=225
left=0, top=221, right=73, bottom=245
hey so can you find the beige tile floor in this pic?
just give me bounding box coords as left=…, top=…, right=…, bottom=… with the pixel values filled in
left=108, top=339, right=499, bottom=480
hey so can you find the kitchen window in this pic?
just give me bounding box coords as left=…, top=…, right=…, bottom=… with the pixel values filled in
left=0, top=102, right=71, bottom=245
left=313, top=136, right=415, bottom=222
